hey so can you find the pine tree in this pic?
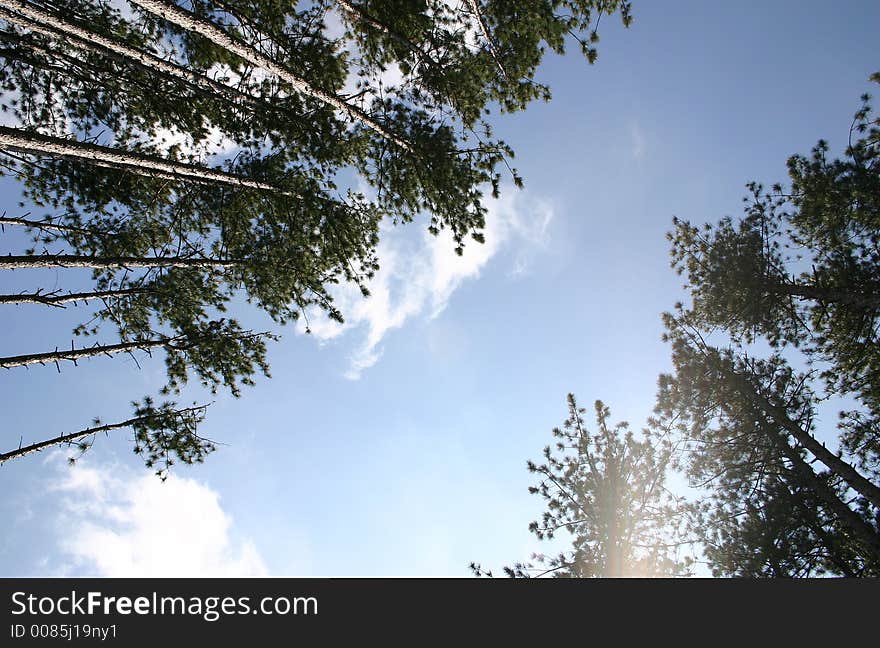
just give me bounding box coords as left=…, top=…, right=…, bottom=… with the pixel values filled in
left=0, top=1, right=633, bottom=469
left=659, top=77, right=880, bottom=576
left=472, top=394, right=690, bottom=578
left=657, top=317, right=880, bottom=575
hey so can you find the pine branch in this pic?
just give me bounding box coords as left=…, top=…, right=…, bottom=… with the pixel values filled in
left=464, top=0, right=509, bottom=82
left=0, top=1, right=314, bottom=130
left=0, top=404, right=207, bottom=463
left=335, top=0, right=439, bottom=70
left=0, top=213, right=108, bottom=237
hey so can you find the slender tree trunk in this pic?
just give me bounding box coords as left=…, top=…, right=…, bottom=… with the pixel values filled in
left=795, top=493, right=859, bottom=577
left=0, top=215, right=105, bottom=237
left=128, top=0, right=414, bottom=152
left=0, top=287, right=150, bottom=306
left=0, top=405, right=206, bottom=462
left=0, top=126, right=286, bottom=192
left=1, top=328, right=266, bottom=369
left=772, top=280, right=880, bottom=311
left=730, top=368, right=880, bottom=510
left=0, top=336, right=174, bottom=369
left=464, top=0, right=508, bottom=81
left=0, top=254, right=238, bottom=270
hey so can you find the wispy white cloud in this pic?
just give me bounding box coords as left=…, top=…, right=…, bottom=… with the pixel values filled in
left=301, top=187, right=555, bottom=379
left=630, top=120, right=646, bottom=161
left=47, top=458, right=268, bottom=577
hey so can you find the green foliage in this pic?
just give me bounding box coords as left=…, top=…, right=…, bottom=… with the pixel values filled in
left=130, top=397, right=213, bottom=480
left=657, top=319, right=880, bottom=576
left=0, top=1, right=633, bottom=469
left=668, top=82, right=880, bottom=415
left=660, top=77, right=880, bottom=576
left=487, top=394, right=690, bottom=578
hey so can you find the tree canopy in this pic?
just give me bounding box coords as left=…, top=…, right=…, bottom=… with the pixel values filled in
left=0, top=0, right=633, bottom=472
left=472, top=394, right=690, bottom=578
left=659, top=78, right=880, bottom=576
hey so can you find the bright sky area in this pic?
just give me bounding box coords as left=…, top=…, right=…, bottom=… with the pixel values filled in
left=1, top=0, right=878, bottom=576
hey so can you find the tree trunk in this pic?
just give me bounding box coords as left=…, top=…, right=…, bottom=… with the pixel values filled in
left=0, top=254, right=238, bottom=270
left=794, top=492, right=859, bottom=577
left=0, top=287, right=151, bottom=306
left=0, top=336, right=176, bottom=369
left=0, top=126, right=286, bottom=192
left=129, top=0, right=414, bottom=153
left=464, top=0, right=509, bottom=81
left=772, top=428, right=880, bottom=561
left=730, top=368, right=880, bottom=510
left=773, top=280, right=880, bottom=311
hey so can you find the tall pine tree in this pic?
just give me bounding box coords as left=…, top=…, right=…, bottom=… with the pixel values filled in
left=0, top=1, right=633, bottom=469
left=659, top=78, right=880, bottom=576
left=472, top=395, right=690, bottom=578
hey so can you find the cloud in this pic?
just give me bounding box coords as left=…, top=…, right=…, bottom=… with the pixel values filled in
left=301, top=187, right=554, bottom=379
left=630, top=121, right=646, bottom=161
left=47, top=459, right=268, bottom=577
left=151, top=123, right=239, bottom=159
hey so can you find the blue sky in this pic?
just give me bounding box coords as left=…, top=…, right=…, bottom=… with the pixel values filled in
left=1, top=0, right=878, bottom=577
